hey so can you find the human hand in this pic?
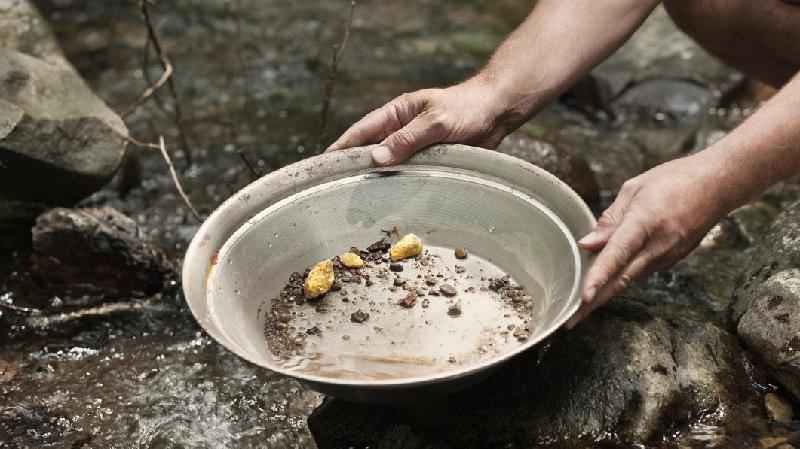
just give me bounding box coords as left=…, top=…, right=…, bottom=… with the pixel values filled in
left=566, top=153, right=741, bottom=328
left=327, top=77, right=529, bottom=166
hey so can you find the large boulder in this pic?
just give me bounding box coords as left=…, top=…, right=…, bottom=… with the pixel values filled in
left=30, top=207, right=173, bottom=302
left=310, top=298, right=762, bottom=449
left=733, top=202, right=800, bottom=400
left=0, top=0, right=128, bottom=247
left=0, top=50, right=128, bottom=206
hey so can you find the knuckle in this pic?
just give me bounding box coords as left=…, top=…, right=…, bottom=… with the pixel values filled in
left=598, top=209, right=620, bottom=227
left=392, top=129, right=416, bottom=149
left=425, top=110, right=449, bottom=132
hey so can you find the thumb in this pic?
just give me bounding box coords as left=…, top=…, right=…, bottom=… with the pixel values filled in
left=579, top=180, right=639, bottom=251
left=373, top=112, right=448, bottom=166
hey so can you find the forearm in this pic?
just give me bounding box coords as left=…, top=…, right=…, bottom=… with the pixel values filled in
left=475, top=0, right=661, bottom=118
left=704, top=71, right=800, bottom=209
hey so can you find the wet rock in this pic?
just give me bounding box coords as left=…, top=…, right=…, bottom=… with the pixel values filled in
left=733, top=202, right=800, bottom=400
left=0, top=0, right=67, bottom=66
left=309, top=298, right=761, bottom=448
left=497, top=133, right=600, bottom=207
left=30, top=207, right=173, bottom=301
left=0, top=50, right=128, bottom=207
left=736, top=269, right=800, bottom=401
left=765, top=393, right=794, bottom=424
left=594, top=6, right=741, bottom=98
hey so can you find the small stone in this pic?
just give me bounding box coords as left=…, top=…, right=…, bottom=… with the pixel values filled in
left=765, top=392, right=794, bottom=424
left=367, top=238, right=391, bottom=252
left=440, top=284, right=457, bottom=297
left=454, top=265, right=466, bottom=274
left=447, top=301, right=462, bottom=317
left=422, top=299, right=430, bottom=308
left=429, top=290, right=440, bottom=297
left=399, top=291, right=417, bottom=308
left=304, top=259, right=335, bottom=298
left=394, top=278, right=407, bottom=287
left=389, top=263, right=404, bottom=272
left=389, top=234, right=423, bottom=262
left=425, top=276, right=437, bottom=286
left=340, top=252, right=365, bottom=268
left=513, top=327, right=530, bottom=341
left=416, top=289, right=427, bottom=296
left=448, top=355, right=457, bottom=363
left=455, top=248, right=468, bottom=259
left=350, top=310, right=369, bottom=323
left=306, top=326, right=321, bottom=336
left=759, top=437, right=791, bottom=449
left=513, top=295, right=533, bottom=304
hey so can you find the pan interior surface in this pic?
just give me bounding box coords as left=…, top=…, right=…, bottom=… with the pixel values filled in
left=206, top=167, right=580, bottom=385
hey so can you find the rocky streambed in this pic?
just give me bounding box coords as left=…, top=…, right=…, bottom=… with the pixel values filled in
left=1, top=1, right=798, bottom=448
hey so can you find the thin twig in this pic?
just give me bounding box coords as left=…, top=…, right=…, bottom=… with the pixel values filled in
left=139, top=0, right=194, bottom=168
left=237, top=149, right=261, bottom=179
left=158, top=136, right=202, bottom=222
left=122, top=44, right=173, bottom=118
left=319, top=0, right=356, bottom=142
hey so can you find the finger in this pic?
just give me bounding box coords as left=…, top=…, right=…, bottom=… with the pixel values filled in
left=327, top=93, right=426, bottom=152
left=567, top=246, right=658, bottom=329
left=581, top=216, right=647, bottom=304
left=374, top=111, right=449, bottom=165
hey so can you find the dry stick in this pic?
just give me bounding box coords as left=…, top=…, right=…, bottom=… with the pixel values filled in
left=157, top=136, right=202, bottom=222
left=140, top=0, right=194, bottom=168
left=319, top=0, right=356, bottom=142
left=237, top=149, right=260, bottom=179
left=112, top=129, right=202, bottom=222
left=122, top=38, right=173, bottom=118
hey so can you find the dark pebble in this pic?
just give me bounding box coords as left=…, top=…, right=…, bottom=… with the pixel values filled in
left=350, top=310, right=370, bottom=323
left=440, top=284, right=457, bottom=297
left=447, top=302, right=462, bottom=317
left=389, top=263, right=403, bottom=272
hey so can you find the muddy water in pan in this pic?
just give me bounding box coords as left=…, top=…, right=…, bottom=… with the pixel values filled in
left=265, top=245, right=544, bottom=381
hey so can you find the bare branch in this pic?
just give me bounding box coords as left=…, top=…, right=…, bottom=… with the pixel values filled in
left=133, top=0, right=194, bottom=168
left=157, top=136, right=202, bottom=222
left=319, top=0, right=357, bottom=141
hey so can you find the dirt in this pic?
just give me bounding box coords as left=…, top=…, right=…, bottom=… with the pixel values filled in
left=263, top=235, right=534, bottom=361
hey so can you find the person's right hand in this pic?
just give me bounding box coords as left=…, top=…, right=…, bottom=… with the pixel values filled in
left=327, top=77, right=527, bottom=166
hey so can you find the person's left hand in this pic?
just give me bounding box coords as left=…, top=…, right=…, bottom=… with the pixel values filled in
left=566, top=152, right=740, bottom=328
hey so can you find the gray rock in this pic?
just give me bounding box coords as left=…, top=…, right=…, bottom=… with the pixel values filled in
left=732, top=202, right=800, bottom=401
left=31, top=207, right=173, bottom=300
left=736, top=269, right=800, bottom=400
left=497, top=133, right=600, bottom=207
left=310, top=298, right=759, bottom=448
left=0, top=50, right=128, bottom=206
left=594, top=6, right=742, bottom=98
left=0, top=0, right=67, bottom=66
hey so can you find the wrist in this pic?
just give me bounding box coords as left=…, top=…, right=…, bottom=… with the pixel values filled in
left=692, top=146, right=763, bottom=214
left=467, top=70, right=549, bottom=128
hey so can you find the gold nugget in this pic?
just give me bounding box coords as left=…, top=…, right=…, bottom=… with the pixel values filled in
left=304, top=259, right=335, bottom=298
left=340, top=252, right=365, bottom=268
left=390, top=233, right=423, bottom=262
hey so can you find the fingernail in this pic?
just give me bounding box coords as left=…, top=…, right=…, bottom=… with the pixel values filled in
left=578, top=231, right=603, bottom=247
left=371, top=145, right=393, bottom=165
